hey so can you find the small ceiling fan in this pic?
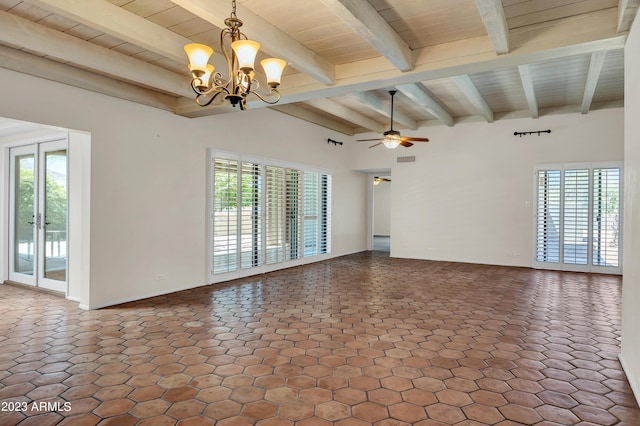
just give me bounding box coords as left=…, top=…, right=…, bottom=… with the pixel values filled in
left=357, top=89, right=429, bottom=149
left=374, top=176, right=391, bottom=185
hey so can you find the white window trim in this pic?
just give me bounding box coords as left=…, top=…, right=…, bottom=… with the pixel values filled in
left=533, top=161, right=623, bottom=274
left=207, top=149, right=333, bottom=284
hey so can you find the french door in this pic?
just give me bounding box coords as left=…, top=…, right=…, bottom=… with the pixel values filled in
left=9, top=140, right=68, bottom=293
left=534, top=162, right=622, bottom=274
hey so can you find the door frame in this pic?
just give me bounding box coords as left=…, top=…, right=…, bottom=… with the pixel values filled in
left=366, top=170, right=392, bottom=252
left=2, top=125, right=91, bottom=308
left=532, top=161, right=623, bottom=274
left=7, top=137, right=68, bottom=294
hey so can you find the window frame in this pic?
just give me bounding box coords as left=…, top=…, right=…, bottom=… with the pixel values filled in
left=208, top=149, right=333, bottom=283
left=533, top=161, right=623, bottom=274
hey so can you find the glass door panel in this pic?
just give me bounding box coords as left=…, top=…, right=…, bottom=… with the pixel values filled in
left=42, top=149, right=68, bottom=283
left=11, top=150, right=37, bottom=282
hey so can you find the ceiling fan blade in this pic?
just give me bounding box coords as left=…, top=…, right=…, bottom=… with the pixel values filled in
left=369, top=142, right=383, bottom=148
left=401, top=137, right=429, bottom=142
left=400, top=141, right=414, bottom=148
left=357, top=138, right=383, bottom=142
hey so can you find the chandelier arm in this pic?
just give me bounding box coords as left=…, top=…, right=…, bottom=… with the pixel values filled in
left=195, top=89, right=226, bottom=107
left=190, top=79, right=203, bottom=95
left=248, top=77, right=259, bottom=91
left=248, top=88, right=281, bottom=105
left=191, top=76, right=230, bottom=97
left=212, top=71, right=228, bottom=89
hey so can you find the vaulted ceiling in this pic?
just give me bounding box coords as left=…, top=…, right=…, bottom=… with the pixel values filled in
left=0, top=0, right=637, bottom=135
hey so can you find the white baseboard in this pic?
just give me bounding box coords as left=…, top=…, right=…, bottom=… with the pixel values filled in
left=619, top=353, right=640, bottom=406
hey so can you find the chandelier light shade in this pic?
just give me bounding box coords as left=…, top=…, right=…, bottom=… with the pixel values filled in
left=184, top=43, right=213, bottom=76
left=184, top=0, right=287, bottom=110
left=261, top=58, right=287, bottom=87
left=231, top=40, right=260, bottom=72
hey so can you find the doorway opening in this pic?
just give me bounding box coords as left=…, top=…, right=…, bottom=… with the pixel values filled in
left=373, top=175, right=391, bottom=253
left=2, top=116, right=91, bottom=307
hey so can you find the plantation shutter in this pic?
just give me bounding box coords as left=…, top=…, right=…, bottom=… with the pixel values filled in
left=286, top=169, right=303, bottom=261
left=563, top=169, right=590, bottom=265
left=320, top=174, right=331, bottom=254
left=209, top=150, right=332, bottom=278
left=534, top=163, right=621, bottom=273
left=535, top=170, right=561, bottom=263
left=304, top=171, right=319, bottom=257
left=240, top=162, right=262, bottom=269
left=592, top=167, right=620, bottom=267
left=265, top=165, right=285, bottom=265
left=212, top=158, right=239, bottom=274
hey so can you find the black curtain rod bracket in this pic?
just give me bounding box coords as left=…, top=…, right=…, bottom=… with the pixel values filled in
left=514, top=129, right=551, bottom=137
left=327, top=138, right=343, bottom=146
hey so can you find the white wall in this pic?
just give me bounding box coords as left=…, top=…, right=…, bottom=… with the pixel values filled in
left=352, top=109, right=624, bottom=267
left=0, top=68, right=368, bottom=309
left=373, top=180, right=391, bottom=235
left=622, top=14, right=640, bottom=401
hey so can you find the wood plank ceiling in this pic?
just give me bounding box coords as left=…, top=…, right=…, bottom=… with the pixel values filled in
left=0, top=0, right=637, bottom=136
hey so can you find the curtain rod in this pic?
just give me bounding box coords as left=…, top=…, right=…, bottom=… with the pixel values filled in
left=514, top=129, right=551, bottom=137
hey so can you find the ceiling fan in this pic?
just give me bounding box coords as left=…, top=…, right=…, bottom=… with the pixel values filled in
left=374, top=176, right=391, bottom=185
left=357, top=89, right=430, bottom=149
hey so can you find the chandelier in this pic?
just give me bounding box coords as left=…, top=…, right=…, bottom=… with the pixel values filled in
left=184, top=0, right=287, bottom=110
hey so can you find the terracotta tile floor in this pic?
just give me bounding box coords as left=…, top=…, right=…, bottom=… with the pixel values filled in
left=1, top=252, right=639, bottom=425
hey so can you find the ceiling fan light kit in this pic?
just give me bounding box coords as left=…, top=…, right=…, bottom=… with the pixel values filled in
left=183, top=0, right=287, bottom=109
left=357, top=90, right=430, bottom=149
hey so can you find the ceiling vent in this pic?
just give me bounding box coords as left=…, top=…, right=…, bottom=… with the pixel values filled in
left=397, top=156, right=416, bottom=163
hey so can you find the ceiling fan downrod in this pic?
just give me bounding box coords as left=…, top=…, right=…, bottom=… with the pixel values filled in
left=389, top=90, right=397, bottom=131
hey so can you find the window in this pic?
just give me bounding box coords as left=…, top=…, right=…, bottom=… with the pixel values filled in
left=534, top=163, right=621, bottom=273
left=210, top=151, right=332, bottom=277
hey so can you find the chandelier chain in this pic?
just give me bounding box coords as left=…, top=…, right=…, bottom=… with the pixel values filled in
left=231, top=0, right=237, bottom=18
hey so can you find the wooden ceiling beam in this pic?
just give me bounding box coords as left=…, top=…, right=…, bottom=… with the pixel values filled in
left=0, top=45, right=179, bottom=111
left=475, top=0, right=510, bottom=54
left=396, top=84, right=454, bottom=127
left=270, top=105, right=355, bottom=135
left=518, top=64, right=539, bottom=119
left=452, top=75, right=494, bottom=123
left=0, top=11, right=192, bottom=98
left=305, top=98, right=386, bottom=133
left=351, top=91, right=417, bottom=130
left=24, top=0, right=191, bottom=64
left=319, top=0, right=413, bottom=71
left=581, top=51, right=607, bottom=114
left=618, top=0, right=640, bottom=32
left=170, top=0, right=336, bottom=85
